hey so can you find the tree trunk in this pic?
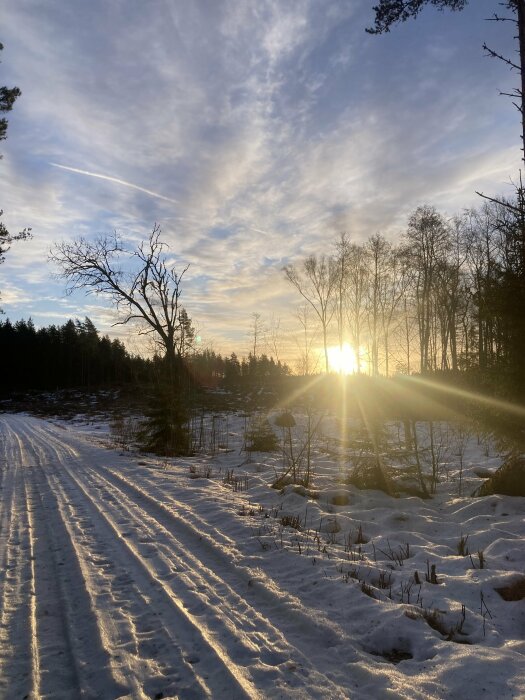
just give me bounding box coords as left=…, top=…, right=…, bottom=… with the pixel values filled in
left=322, top=323, right=329, bottom=373
left=519, top=0, right=525, bottom=167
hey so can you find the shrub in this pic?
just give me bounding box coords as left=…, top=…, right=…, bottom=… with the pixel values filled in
left=345, top=454, right=395, bottom=495
left=110, top=413, right=140, bottom=450
left=246, top=416, right=278, bottom=452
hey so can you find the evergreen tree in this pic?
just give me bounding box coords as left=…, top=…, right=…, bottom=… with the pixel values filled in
left=0, top=41, right=31, bottom=301
left=137, top=383, right=192, bottom=456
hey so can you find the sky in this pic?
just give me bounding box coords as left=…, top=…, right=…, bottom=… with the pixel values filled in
left=1, top=0, right=520, bottom=363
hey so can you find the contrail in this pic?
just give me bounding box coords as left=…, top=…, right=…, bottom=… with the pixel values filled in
left=50, top=162, right=178, bottom=204
left=249, top=226, right=270, bottom=236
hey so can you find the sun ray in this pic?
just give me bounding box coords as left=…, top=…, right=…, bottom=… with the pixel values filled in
left=407, top=375, right=525, bottom=419
left=273, top=373, right=326, bottom=413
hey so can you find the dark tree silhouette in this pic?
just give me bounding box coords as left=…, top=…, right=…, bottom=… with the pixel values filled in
left=367, top=1, right=525, bottom=167
left=0, top=41, right=31, bottom=293
left=51, top=224, right=192, bottom=378
left=0, top=42, right=21, bottom=146
left=368, top=3, right=525, bottom=389
left=367, top=1, right=468, bottom=34
left=0, top=317, right=145, bottom=391
left=284, top=256, right=337, bottom=373
left=51, top=224, right=197, bottom=455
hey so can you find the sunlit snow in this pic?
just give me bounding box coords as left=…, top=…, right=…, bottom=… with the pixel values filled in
left=0, top=412, right=523, bottom=699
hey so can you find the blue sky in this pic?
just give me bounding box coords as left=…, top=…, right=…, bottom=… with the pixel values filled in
left=1, top=0, right=519, bottom=361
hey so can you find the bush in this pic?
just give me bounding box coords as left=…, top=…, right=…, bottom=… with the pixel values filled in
left=246, top=416, right=278, bottom=452
left=345, top=454, right=395, bottom=495
left=110, top=413, right=140, bottom=450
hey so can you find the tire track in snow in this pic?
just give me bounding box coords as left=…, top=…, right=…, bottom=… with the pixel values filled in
left=0, top=469, right=34, bottom=697
left=24, top=464, right=129, bottom=700
left=0, top=422, right=35, bottom=698
left=16, top=416, right=259, bottom=700
left=102, top=465, right=349, bottom=649
left=43, top=461, right=222, bottom=700
left=0, top=421, right=21, bottom=599
left=78, top=466, right=309, bottom=687
left=84, top=465, right=356, bottom=697
left=0, top=416, right=129, bottom=699
left=56, top=434, right=353, bottom=695
left=24, top=472, right=42, bottom=700
left=2, top=415, right=355, bottom=698
left=48, top=466, right=261, bottom=699
left=6, top=416, right=209, bottom=699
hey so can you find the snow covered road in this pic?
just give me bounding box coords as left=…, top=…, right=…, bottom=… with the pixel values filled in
left=0, top=414, right=358, bottom=699
left=1, top=413, right=524, bottom=700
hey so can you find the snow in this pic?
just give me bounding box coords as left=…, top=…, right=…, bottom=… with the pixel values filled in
left=0, top=411, right=524, bottom=699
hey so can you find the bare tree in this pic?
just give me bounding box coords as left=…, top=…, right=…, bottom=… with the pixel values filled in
left=266, top=313, right=283, bottom=363
left=50, top=224, right=191, bottom=376
left=394, top=289, right=420, bottom=375
left=284, top=255, right=337, bottom=373
left=344, top=243, right=369, bottom=374
left=294, top=304, right=319, bottom=375
left=432, top=218, right=467, bottom=370
left=250, top=312, right=264, bottom=357
left=333, top=233, right=353, bottom=360
left=405, top=206, right=451, bottom=372
left=367, top=234, right=392, bottom=376
left=378, top=241, right=412, bottom=376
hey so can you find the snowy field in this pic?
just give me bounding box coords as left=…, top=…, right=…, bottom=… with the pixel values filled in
left=0, top=412, right=524, bottom=699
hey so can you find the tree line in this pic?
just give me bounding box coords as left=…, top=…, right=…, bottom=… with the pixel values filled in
left=0, top=316, right=290, bottom=396
left=285, top=195, right=525, bottom=398
left=0, top=317, right=148, bottom=391
left=190, top=349, right=290, bottom=393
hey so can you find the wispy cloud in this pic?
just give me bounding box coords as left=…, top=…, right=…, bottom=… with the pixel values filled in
left=1, top=0, right=520, bottom=360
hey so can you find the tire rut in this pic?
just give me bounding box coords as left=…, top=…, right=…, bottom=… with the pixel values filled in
left=74, top=462, right=353, bottom=696
left=1, top=416, right=354, bottom=699
left=24, top=426, right=259, bottom=700
left=102, top=465, right=348, bottom=652
left=24, top=464, right=128, bottom=700
left=0, top=461, right=34, bottom=698
left=23, top=467, right=80, bottom=700
left=80, top=467, right=301, bottom=677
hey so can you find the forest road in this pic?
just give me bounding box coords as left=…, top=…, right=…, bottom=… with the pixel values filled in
left=0, top=414, right=354, bottom=700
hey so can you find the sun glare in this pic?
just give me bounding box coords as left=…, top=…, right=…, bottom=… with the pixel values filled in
left=327, top=343, right=359, bottom=375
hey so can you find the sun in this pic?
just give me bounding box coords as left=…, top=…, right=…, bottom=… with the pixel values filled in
left=327, top=343, right=359, bottom=375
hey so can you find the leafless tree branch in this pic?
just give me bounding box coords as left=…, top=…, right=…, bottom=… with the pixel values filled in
left=50, top=223, right=193, bottom=364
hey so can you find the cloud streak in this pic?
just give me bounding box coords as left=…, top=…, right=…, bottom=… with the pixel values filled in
left=49, top=163, right=179, bottom=205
